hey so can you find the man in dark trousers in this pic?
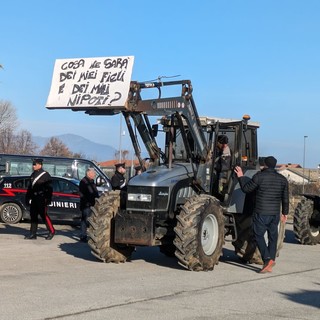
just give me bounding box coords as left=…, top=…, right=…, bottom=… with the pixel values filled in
left=213, top=134, right=231, bottom=200
left=234, top=156, right=289, bottom=273
left=79, top=167, right=99, bottom=242
left=111, top=162, right=127, bottom=208
left=25, top=158, right=55, bottom=240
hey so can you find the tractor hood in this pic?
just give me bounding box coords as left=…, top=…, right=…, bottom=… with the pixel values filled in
left=128, top=163, right=194, bottom=188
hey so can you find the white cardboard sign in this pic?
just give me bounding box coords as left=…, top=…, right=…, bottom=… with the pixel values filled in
left=46, top=56, right=134, bottom=109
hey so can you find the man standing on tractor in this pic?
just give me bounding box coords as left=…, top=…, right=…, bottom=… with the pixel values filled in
left=213, top=134, right=232, bottom=201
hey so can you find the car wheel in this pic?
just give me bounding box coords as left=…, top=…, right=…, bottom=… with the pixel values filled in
left=0, top=203, right=23, bottom=224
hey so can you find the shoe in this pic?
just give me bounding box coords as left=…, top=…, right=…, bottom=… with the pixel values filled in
left=80, top=236, right=88, bottom=243
left=259, top=259, right=275, bottom=273
left=24, top=234, right=37, bottom=240
left=45, top=232, right=55, bottom=240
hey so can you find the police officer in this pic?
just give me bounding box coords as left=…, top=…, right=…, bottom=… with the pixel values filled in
left=111, top=162, right=127, bottom=208
left=134, top=165, right=142, bottom=176
left=25, top=158, right=55, bottom=240
left=111, top=162, right=126, bottom=190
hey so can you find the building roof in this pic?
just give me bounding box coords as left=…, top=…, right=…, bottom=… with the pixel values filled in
left=99, top=159, right=139, bottom=168
left=276, top=163, right=301, bottom=170
left=278, top=167, right=320, bottom=182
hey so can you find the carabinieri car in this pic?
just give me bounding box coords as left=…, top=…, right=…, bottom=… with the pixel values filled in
left=0, top=175, right=81, bottom=224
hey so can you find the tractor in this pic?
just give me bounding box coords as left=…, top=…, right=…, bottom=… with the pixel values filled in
left=74, top=79, right=285, bottom=270
left=47, top=66, right=285, bottom=270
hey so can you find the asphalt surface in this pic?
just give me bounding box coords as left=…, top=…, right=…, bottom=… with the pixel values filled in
left=0, top=220, right=319, bottom=320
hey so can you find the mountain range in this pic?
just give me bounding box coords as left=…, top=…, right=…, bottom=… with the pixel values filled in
left=33, top=134, right=117, bottom=162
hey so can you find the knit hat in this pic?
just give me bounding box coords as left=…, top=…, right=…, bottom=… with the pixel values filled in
left=264, top=156, right=277, bottom=168
left=217, top=135, right=228, bottom=144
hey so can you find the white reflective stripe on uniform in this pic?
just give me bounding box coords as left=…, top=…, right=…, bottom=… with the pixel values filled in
left=32, top=171, right=47, bottom=187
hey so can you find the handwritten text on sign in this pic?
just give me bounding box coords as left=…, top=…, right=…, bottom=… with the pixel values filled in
left=46, top=56, right=134, bottom=109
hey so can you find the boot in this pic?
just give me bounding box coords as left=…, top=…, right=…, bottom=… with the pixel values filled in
left=45, top=232, right=55, bottom=240
left=44, top=217, right=55, bottom=240
left=24, top=234, right=37, bottom=240
left=24, top=223, right=37, bottom=240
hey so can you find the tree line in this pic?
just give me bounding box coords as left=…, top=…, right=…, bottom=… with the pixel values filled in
left=0, top=100, right=84, bottom=158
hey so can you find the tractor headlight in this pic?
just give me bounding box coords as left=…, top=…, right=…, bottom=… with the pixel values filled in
left=127, top=193, right=152, bottom=202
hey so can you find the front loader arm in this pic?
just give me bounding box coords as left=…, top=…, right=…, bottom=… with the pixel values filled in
left=127, top=80, right=209, bottom=162
left=125, top=112, right=160, bottom=163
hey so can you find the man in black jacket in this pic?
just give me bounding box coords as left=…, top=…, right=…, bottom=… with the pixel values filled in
left=111, top=163, right=126, bottom=189
left=25, top=158, right=54, bottom=240
left=79, top=168, right=99, bottom=242
left=111, top=162, right=127, bottom=208
left=234, top=156, right=289, bottom=273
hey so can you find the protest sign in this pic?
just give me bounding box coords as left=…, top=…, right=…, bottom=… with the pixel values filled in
left=46, top=56, right=134, bottom=109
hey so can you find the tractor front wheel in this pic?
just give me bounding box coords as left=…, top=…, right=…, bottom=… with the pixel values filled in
left=174, top=195, right=224, bottom=271
left=87, top=191, right=134, bottom=263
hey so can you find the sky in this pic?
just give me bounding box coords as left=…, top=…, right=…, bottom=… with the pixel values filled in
left=1, top=0, right=320, bottom=168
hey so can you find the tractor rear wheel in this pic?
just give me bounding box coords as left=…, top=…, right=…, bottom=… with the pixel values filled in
left=233, top=215, right=286, bottom=265
left=294, top=197, right=320, bottom=245
left=87, top=191, right=134, bottom=263
left=174, top=194, right=224, bottom=271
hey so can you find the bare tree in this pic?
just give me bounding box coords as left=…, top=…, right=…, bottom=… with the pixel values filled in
left=114, top=149, right=129, bottom=161
left=0, top=127, right=15, bottom=153
left=13, top=130, right=39, bottom=154
left=0, top=101, right=19, bottom=153
left=40, top=137, right=73, bottom=157
left=0, top=100, right=18, bottom=130
left=73, top=151, right=87, bottom=158
left=122, top=150, right=129, bottom=160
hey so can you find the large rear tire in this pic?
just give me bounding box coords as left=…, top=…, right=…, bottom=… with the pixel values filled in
left=294, top=197, right=320, bottom=245
left=251, top=219, right=286, bottom=264
left=233, top=215, right=286, bottom=265
left=174, top=194, right=224, bottom=271
left=87, top=191, right=134, bottom=263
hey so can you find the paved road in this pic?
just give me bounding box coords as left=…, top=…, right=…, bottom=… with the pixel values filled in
left=0, top=220, right=319, bottom=320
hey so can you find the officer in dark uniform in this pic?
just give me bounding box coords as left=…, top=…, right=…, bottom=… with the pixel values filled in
left=111, top=162, right=127, bottom=190
left=25, top=158, right=55, bottom=240
left=111, top=162, right=127, bottom=208
left=134, top=165, right=142, bottom=176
